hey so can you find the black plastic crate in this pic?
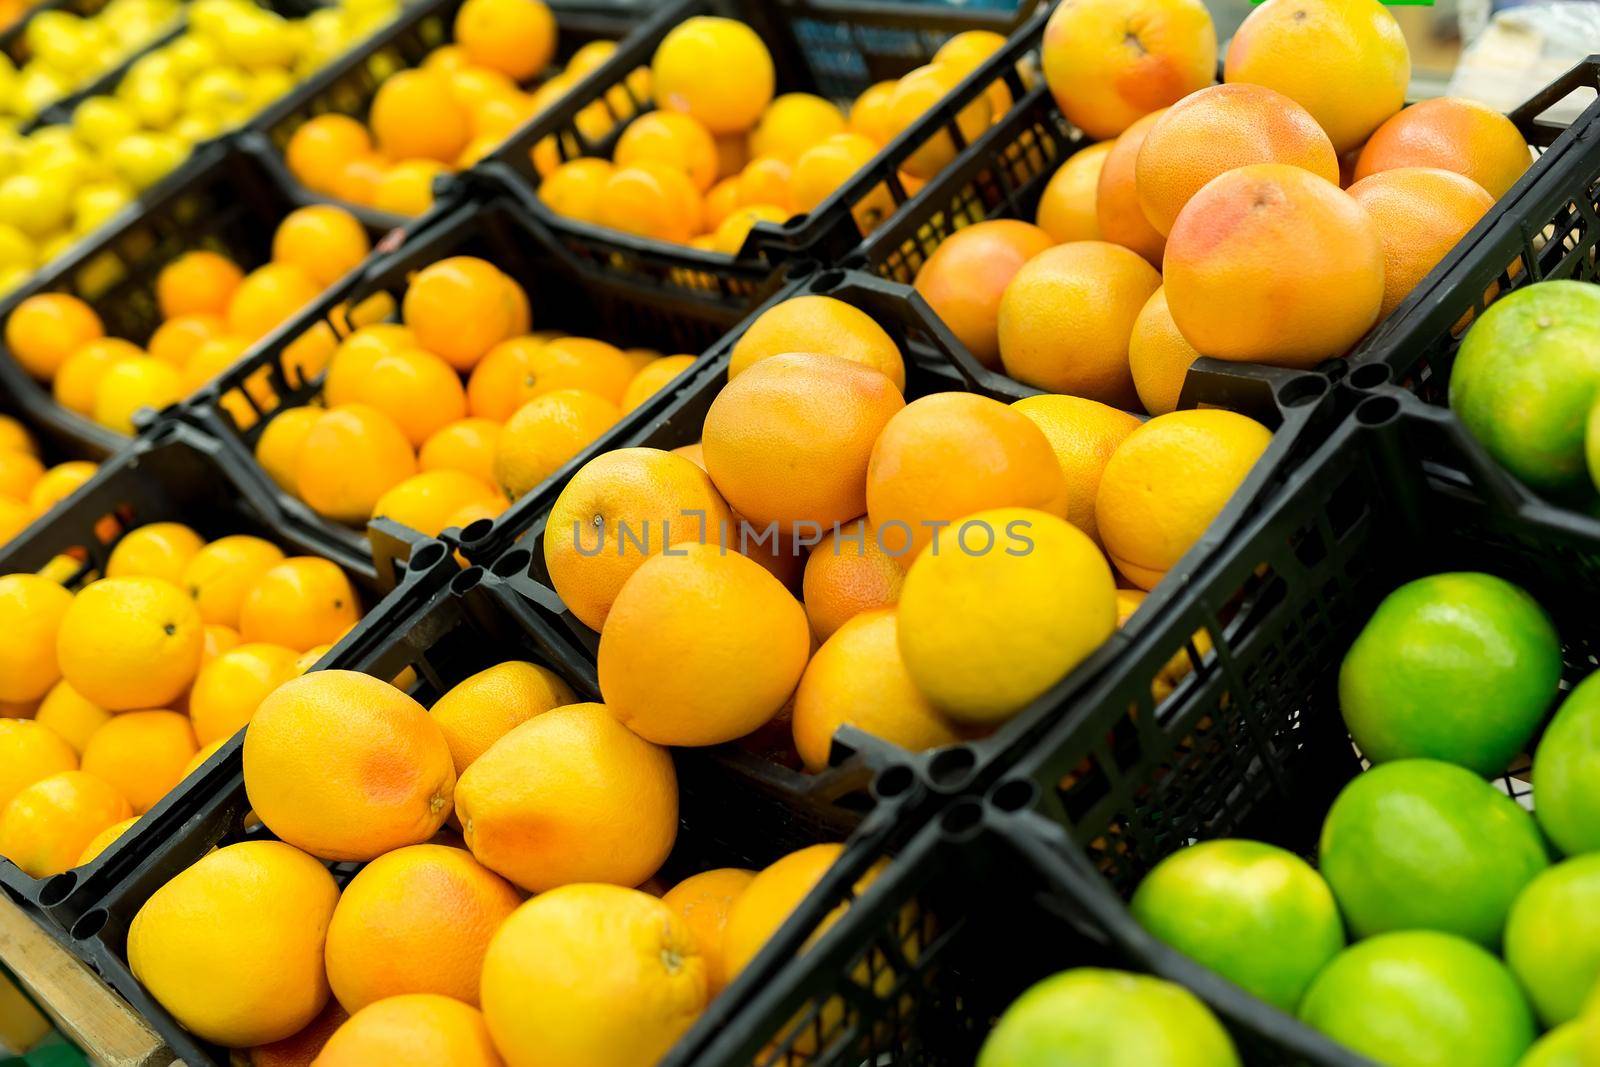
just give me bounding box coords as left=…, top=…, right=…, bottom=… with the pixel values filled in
left=477, top=266, right=1337, bottom=822
left=0, top=141, right=393, bottom=460
left=66, top=562, right=927, bottom=1067
left=174, top=189, right=758, bottom=570
left=0, top=419, right=447, bottom=936
left=475, top=0, right=1041, bottom=320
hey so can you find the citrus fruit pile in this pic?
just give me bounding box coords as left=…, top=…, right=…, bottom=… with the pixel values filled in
left=247, top=253, right=696, bottom=537
left=908, top=0, right=1529, bottom=407
left=0, top=526, right=367, bottom=878
left=118, top=664, right=878, bottom=1064
left=534, top=16, right=1012, bottom=253
left=0, top=413, right=97, bottom=542
left=4, top=202, right=374, bottom=435
left=0, top=0, right=178, bottom=124
left=283, top=0, right=600, bottom=218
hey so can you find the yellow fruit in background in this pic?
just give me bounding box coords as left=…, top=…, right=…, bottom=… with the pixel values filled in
left=324, top=844, right=521, bottom=1011
left=0, top=574, right=72, bottom=702
left=419, top=418, right=502, bottom=487
left=537, top=157, right=613, bottom=224
left=340, top=345, right=467, bottom=447
left=105, top=522, right=204, bottom=583
left=728, top=294, right=905, bottom=390
left=0, top=771, right=130, bottom=877
left=254, top=406, right=321, bottom=493
left=933, top=29, right=1012, bottom=117
left=33, top=681, right=111, bottom=754
left=5, top=293, right=103, bottom=379
left=0, top=718, right=78, bottom=812
left=58, top=576, right=205, bottom=711
left=886, top=63, right=991, bottom=181
left=81, top=710, right=196, bottom=814
left=316, top=994, right=502, bottom=1067
left=238, top=557, right=359, bottom=653
left=1128, top=286, right=1202, bottom=416
left=77, top=814, right=137, bottom=867
left=1035, top=141, right=1112, bottom=242
left=0, top=449, right=42, bottom=500
left=271, top=204, right=371, bottom=288
left=243, top=671, right=455, bottom=862
left=749, top=93, right=846, bottom=164
left=401, top=257, right=521, bottom=372
left=454, top=0, right=554, bottom=80
left=661, top=868, right=754, bottom=996
left=615, top=111, right=718, bottom=193
left=181, top=534, right=286, bottom=628
left=1011, top=394, right=1143, bottom=545
left=188, top=642, right=299, bottom=746
left=480, top=884, right=708, bottom=1067
left=28, top=461, right=97, bottom=515
left=156, top=250, right=244, bottom=319
left=494, top=389, right=620, bottom=500
left=294, top=405, right=418, bottom=525
left=53, top=337, right=144, bottom=416
left=227, top=262, right=320, bottom=342
left=0, top=173, right=71, bottom=238
left=91, top=358, right=184, bottom=434
left=128, top=840, right=339, bottom=1047
left=286, top=114, right=374, bottom=196
left=651, top=16, right=774, bottom=135
left=620, top=353, right=696, bottom=414
left=429, top=661, right=575, bottom=775
left=371, top=470, right=502, bottom=538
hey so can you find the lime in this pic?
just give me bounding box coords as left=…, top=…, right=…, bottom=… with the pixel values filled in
left=1340, top=573, right=1560, bottom=776
left=1130, top=840, right=1344, bottom=1013
left=1504, top=855, right=1600, bottom=1027
left=1516, top=1022, right=1584, bottom=1067
left=1450, top=280, right=1600, bottom=493
left=1299, top=930, right=1535, bottom=1067
left=1319, top=759, right=1549, bottom=945
left=977, top=968, right=1239, bottom=1067
left=1533, top=672, right=1600, bottom=856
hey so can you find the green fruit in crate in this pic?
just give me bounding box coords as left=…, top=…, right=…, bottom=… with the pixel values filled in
left=1129, top=840, right=1344, bottom=1014
left=1516, top=1022, right=1586, bottom=1067
left=977, top=968, right=1241, bottom=1067
left=1319, top=759, right=1548, bottom=946
left=1504, top=855, right=1600, bottom=1027
left=1451, top=280, right=1600, bottom=493
left=1339, top=572, right=1561, bottom=776
left=1534, top=672, right=1600, bottom=857
left=1299, top=931, right=1536, bottom=1067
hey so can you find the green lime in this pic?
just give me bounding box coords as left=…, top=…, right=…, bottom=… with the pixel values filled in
left=1129, top=840, right=1344, bottom=1014
left=1319, top=759, right=1549, bottom=945
left=1298, top=930, right=1536, bottom=1067
left=1516, top=1022, right=1585, bottom=1067
left=1533, top=672, right=1600, bottom=856
left=1450, top=279, right=1600, bottom=492
left=1339, top=572, right=1560, bottom=776
left=977, top=968, right=1240, bottom=1067
left=1504, top=855, right=1600, bottom=1027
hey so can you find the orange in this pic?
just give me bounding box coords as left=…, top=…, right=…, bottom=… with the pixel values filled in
left=247, top=1000, right=348, bottom=1067
left=0, top=718, right=78, bottom=811
left=325, top=843, right=521, bottom=1011
left=5, top=293, right=104, bottom=379
left=849, top=81, right=898, bottom=145
left=465, top=337, right=544, bottom=421
left=29, top=462, right=97, bottom=515
left=1036, top=141, right=1112, bottom=243
left=181, top=534, right=287, bottom=628
left=316, top=994, right=503, bottom=1067
left=728, top=294, right=905, bottom=390
left=595, top=162, right=703, bottom=244
left=493, top=389, right=620, bottom=499
left=429, top=661, right=575, bottom=775
left=516, top=337, right=636, bottom=405
left=598, top=543, right=810, bottom=747
left=1347, top=167, right=1495, bottom=320
left=243, top=670, right=455, bottom=861
left=58, top=576, right=205, bottom=711
left=324, top=323, right=417, bottom=407
left=456, top=702, right=676, bottom=890
left=651, top=16, right=774, bottom=135
left=77, top=815, right=137, bottom=867
left=733, top=154, right=793, bottom=212
left=239, top=557, right=360, bottom=651
left=791, top=133, right=889, bottom=229
left=1163, top=163, right=1384, bottom=367
left=105, top=522, right=204, bottom=583
left=370, top=69, right=472, bottom=164
left=255, top=406, right=321, bottom=493
left=127, top=840, right=339, bottom=1047
left=793, top=608, right=960, bottom=771
left=188, top=642, right=300, bottom=746
left=53, top=337, right=143, bottom=415
left=1225, top=0, right=1409, bottom=154
left=801, top=518, right=903, bottom=642
left=455, top=0, right=555, bottom=80
left=147, top=313, right=225, bottom=368
left=0, top=414, right=36, bottom=455
left=998, top=241, right=1158, bottom=403
left=1129, top=286, right=1202, bottom=416
left=1096, top=109, right=1167, bottom=266
left=331, top=154, right=387, bottom=205
left=180, top=335, right=249, bottom=393
left=933, top=29, right=1013, bottom=117
left=286, top=115, right=373, bottom=196
left=1040, top=0, right=1216, bottom=140
left=372, top=470, right=503, bottom=537
left=419, top=418, right=502, bottom=486
left=703, top=352, right=904, bottom=531
left=33, top=681, right=112, bottom=754
left=750, top=93, right=846, bottom=164
left=537, top=158, right=614, bottom=224
left=81, top=710, right=196, bottom=814
left=866, top=392, right=1070, bottom=564
left=914, top=220, right=1055, bottom=369
left=710, top=203, right=787, bottom=255
left=0, top=498, right=32, bottom=542
left=621, top=353, right=696, bottom=414
left=295, top=405, right=418, bottom=525
left=372, top=160, right=449, bottom=217
left=402, top=257, right=523, bottom=372
left=201, top=623, right=241, bottom=664
left=0, top=771, right=130, bottom=877
left=1136, top=83, right=1341, bottom=235
left=227, top=263, right=320, bottom=341
left=92, top=358, right=185, bottom=434
left=615, top=111, right=718, bottom=193
left=722, top=843, right=880, bottom=985
left=341, top=345, right=467, bottom=447
left=1096, top=409, right=1273, bottom=588
left=449, top=67, right=519, bottom=115
left=886, top=63, right=991, bottom=180
left=0, top=448, right=42, bottom=500
left=1012, top=393, right=1143, bottom=545
left=1357, top=100, right=1530, bottom=206
left=271, top=205, right=372, bottom=288
left=155, top=252, right=244, bottom=321
left=713, top=132, right=747, bottom=179
left=544, top=448, right=733, bottom=631
left=661, top=868, right=754, bottom=995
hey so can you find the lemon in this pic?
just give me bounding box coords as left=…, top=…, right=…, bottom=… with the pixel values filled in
left=72, top=97, right=139, bottom=150
left=13, top=68, right=70, bottom=119
left=72, top=182, right=131, bottom=234
left=121, top=73, right=181, bottom=128
left=109, top=132, right=187, bottom=190
left=0, top=172, right=70, bottom=237
left=164, top=35, right=221, bottom=79
left=183, top=68, right=251, bottom=120
left=0, top=223, right=34, bottom=270
left=215, top=11, right=302, bottom=70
